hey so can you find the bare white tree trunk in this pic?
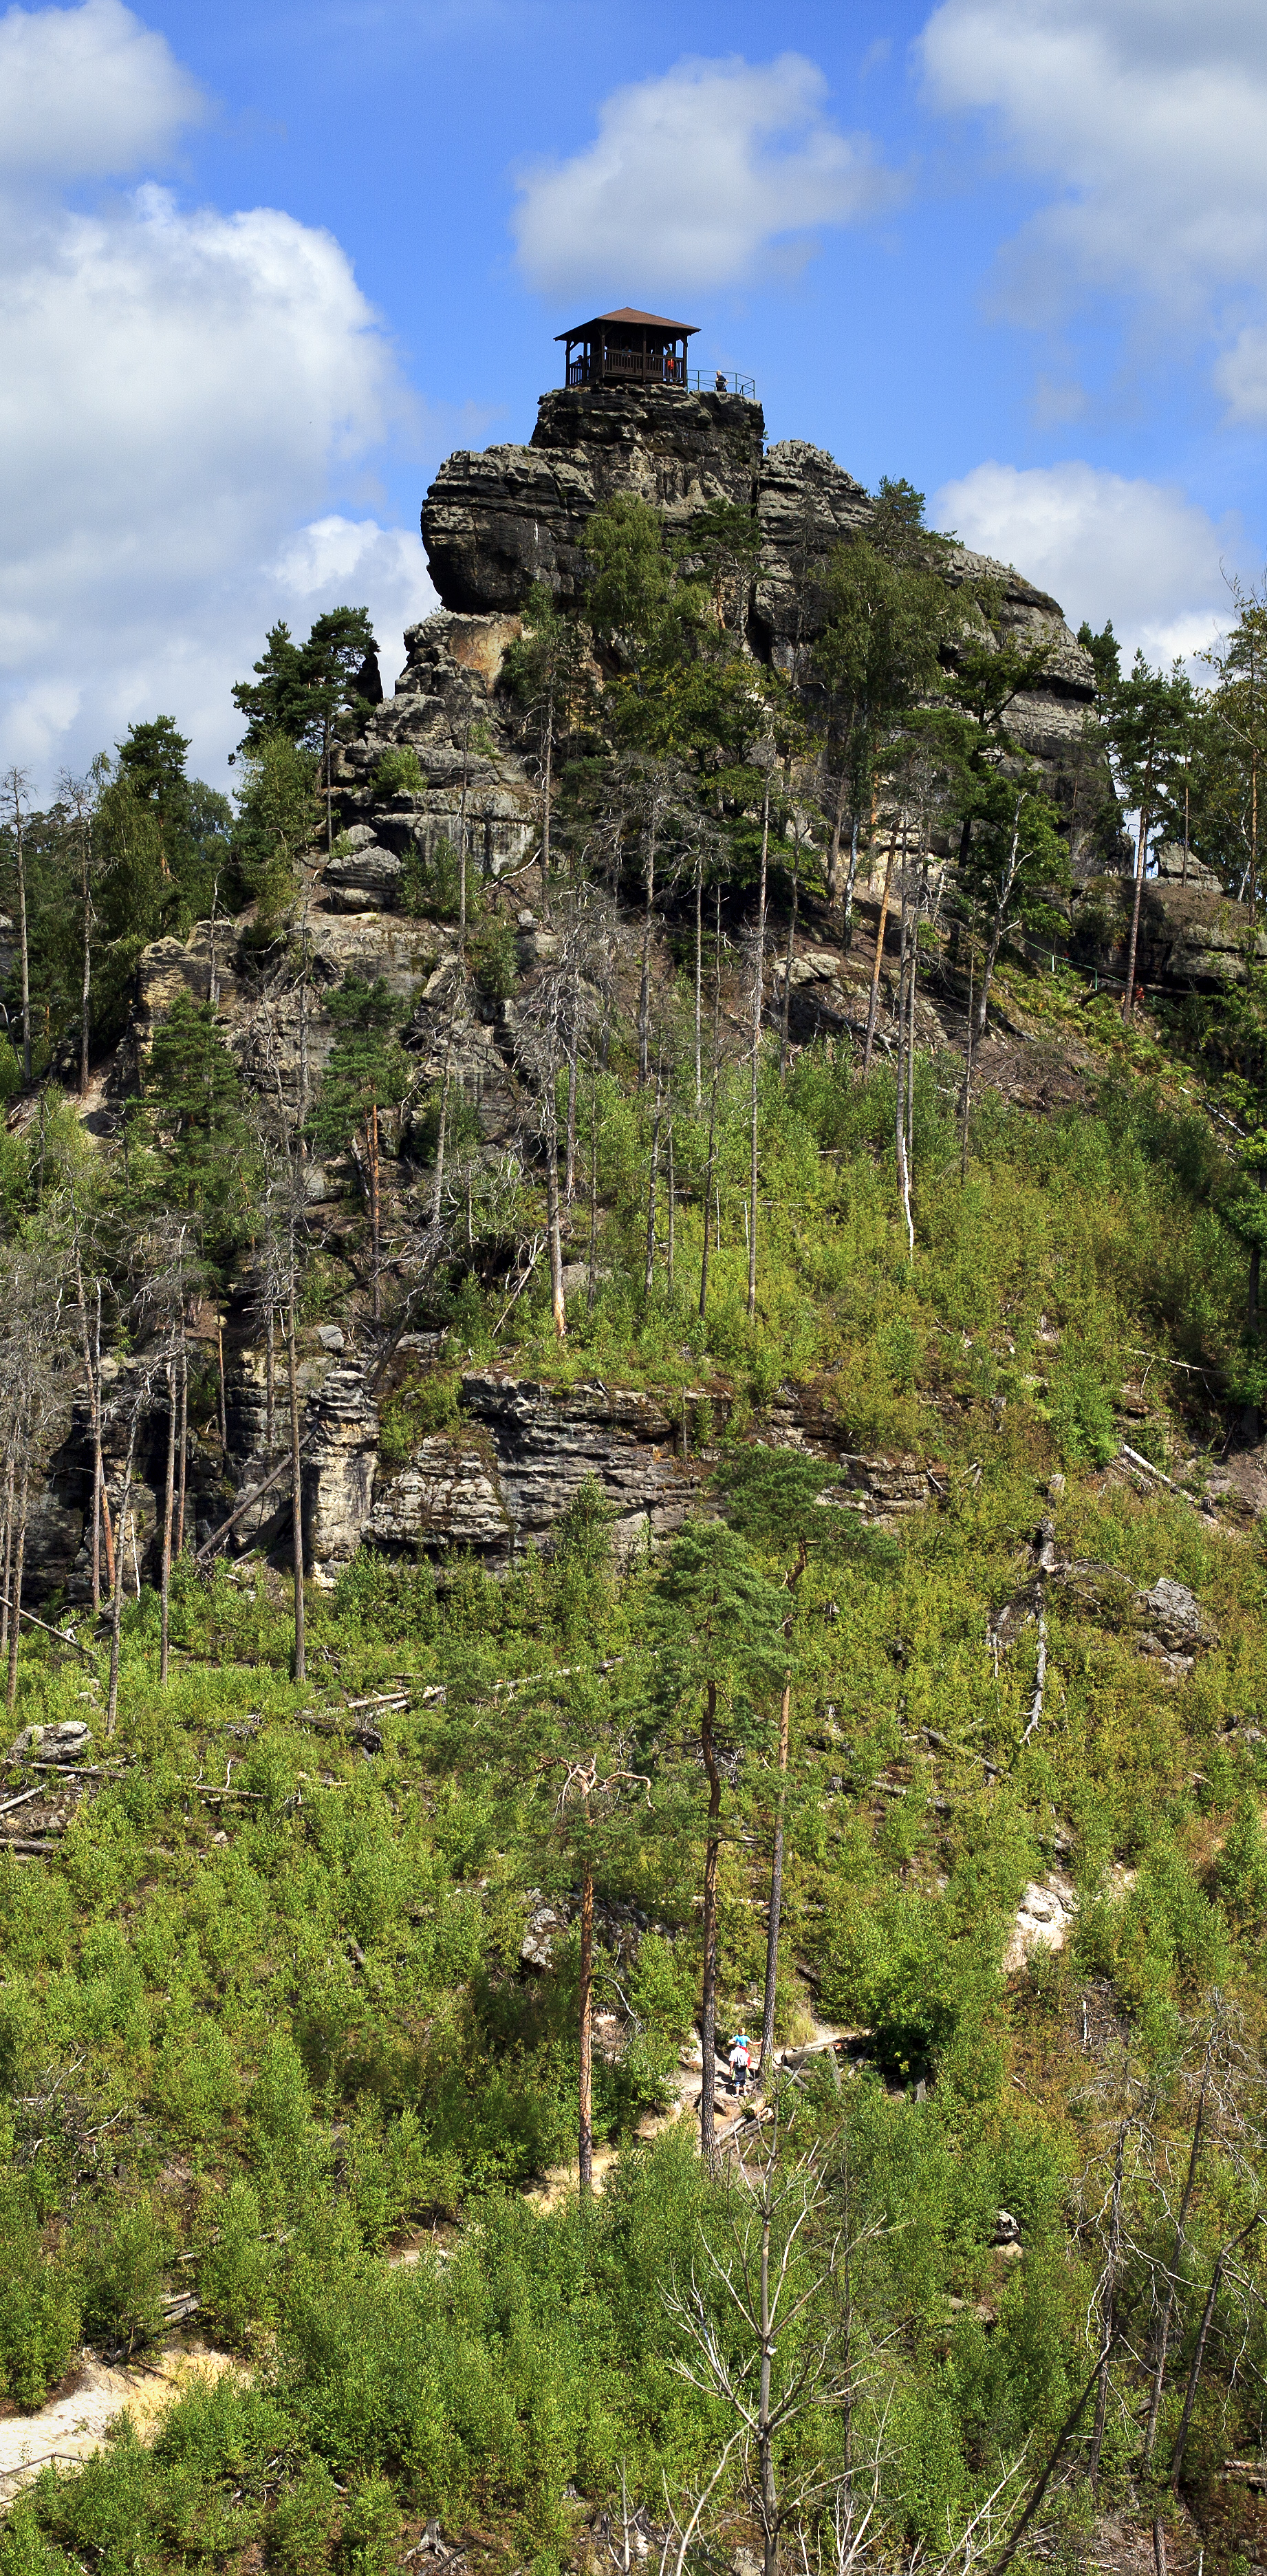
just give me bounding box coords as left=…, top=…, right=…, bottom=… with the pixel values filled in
left=287, top=1287, right=305, bottom=1685
left=107, top=1406, right=138, bottom=1735
left=160, top=1357, right=177, bottom=1684
left=748, top=771, right=770, bottom=1320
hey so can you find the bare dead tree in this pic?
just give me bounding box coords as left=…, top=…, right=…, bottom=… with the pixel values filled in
left=757, top=1541, right=808, bottom=2090
left=862, top=808, right=902, bottom=1082
left=59, top=765, right=103, bottom=1099
left=0, top=1244, right=75, bottom=1713
left=698, top=886, right=726, bottom=1324
left=246, top=1000, right=316, bottom=1682
left=601, top=757, right=690, bottom=1087
left=1, top=767, right=33, bottom=1085
left=105, top=1379, right=144, bottom=1734
left=545, top=1746, right=650, bottom=2195
left=748, top=749, right=775, bottom=1320
left=68, top=1194, right=116, bottom=1613
left=656, top=2114, right=1022, bottom=2576
left=131, top=1214, right=203, bottom=1685
left=665, top=2119, right=855, bottom=2576
left=516, top=892, right=621, bottom=1340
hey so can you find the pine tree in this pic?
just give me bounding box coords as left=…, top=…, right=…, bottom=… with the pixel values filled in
left=310, top=978, right=411, bottom=1323
left=651, top=1521, right=786, bottom=2166
left=812, top=540, right=951, bottom=923
left=144, top=994, right=254, bottom=1256
left=231, top=622, right=310, bottom=751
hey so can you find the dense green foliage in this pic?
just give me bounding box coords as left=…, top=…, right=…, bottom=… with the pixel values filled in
left=1, top=491, right=1266, bottom=2576
left=0, top=1023, right=1263, bottom=2572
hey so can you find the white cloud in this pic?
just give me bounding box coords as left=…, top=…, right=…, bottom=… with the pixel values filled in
left=934, top=458, right=1238, bottom=667
left=0, top=0, right=203, bottom=184
left=919, top=0, right=1267, bottom=410
left=1214, top=325, right=1267, bottom=425
left=270, top=518, right=437, bottom=707
left=0, top=2, right=433, bottom=797
left=512, top=52, right=900, bottom=301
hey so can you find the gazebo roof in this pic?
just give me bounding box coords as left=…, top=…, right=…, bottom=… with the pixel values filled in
left=554, top=308, right=699, bottom=340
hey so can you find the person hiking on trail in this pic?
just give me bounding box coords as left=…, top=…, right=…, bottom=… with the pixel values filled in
left=728, top=2032, right=751, bottom=2097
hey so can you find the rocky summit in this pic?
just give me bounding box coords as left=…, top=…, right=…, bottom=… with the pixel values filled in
left=421, top=379, right=1096, bottom=740
left=317, top=383, right=1103, bottom=913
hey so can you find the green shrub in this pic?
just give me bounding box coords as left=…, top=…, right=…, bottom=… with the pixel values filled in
left=0, top=2192, right=80, bottom=2408
left=400, top=836, right=461, bottom=921
left=1214, top=1795, right=1267, bottom=1937
left=337, top=2474, right=402, bottom=2575
left=268, top=2460, right=341, bottom=2573
left=195, top=2178, right=280, bottom=2347
left=817, top=1883, right=1003, bottom=2081
left=327, top=1550, right=438, bottom=1639
left=1043, top=1354, right=1118, bottom=1466
left=370, top=748, right=423, bottom=799
left=378, top=1371, right=462, bottom=1465
left=74, top=2195, right=169, bottom=2355
left=468, top=915, right=517, bottom=1000
left=0, top=2496, right=73, bottom=2576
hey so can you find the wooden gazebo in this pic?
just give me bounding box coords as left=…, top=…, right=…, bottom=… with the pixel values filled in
left=556, top=308, right=697, bottom=391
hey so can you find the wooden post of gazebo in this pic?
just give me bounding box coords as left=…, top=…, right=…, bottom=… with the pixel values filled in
left=556, top=308, right=698, bottom=391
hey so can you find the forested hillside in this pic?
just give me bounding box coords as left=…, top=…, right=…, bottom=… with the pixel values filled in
left=0, top=403, right=1265, bottom=2576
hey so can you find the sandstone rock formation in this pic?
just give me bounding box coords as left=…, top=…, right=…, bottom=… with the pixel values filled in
left=1139, top=880, right=1267, bottom=987
left=333, top=611, right=537, bottom=886
left=415, top=381, right=1097, bottom=775
left=423, top=385, right=764, bottom=612
left=296, top=380, right=1105, bottom=934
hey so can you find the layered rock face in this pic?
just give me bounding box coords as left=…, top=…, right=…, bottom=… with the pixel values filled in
left=1138, top=881, right=1267, bottom=987
left=416, top=382, right=1096, bottom=766
left=33, top=1338, right=954, bottom=1602
left=333, top=611, right=537, bottom=886
left=423, top=385, right=766, bottom=612
left=315, top=383, right=1099, bottom=902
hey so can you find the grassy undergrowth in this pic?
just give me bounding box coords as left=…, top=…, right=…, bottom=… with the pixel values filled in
left=1, top=1039, right=1266, bottom=2576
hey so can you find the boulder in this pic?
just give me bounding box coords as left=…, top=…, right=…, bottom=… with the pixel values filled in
left=10, top=1720, right=91, bottom=1763
left=1140, top=881, right=1267, bottom=987
left=1137, top=1574, right=1216, bottom=1653
left=1004, top=1876, right=1074, bottom=1974
left=322, top=841, right=404, bottom=913
left=521, top=1902, right=566, bottom=1970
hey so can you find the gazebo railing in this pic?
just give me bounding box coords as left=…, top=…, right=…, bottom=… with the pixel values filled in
left=565, top=356, right=757, bottom=396
left=566, top=351, right=689, bottom=388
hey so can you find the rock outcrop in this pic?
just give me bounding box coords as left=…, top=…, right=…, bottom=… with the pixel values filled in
left=333, top=610, right=537, bottom=883
left=28, top=1331, right=969, bottom=1601
left=422, top=385, right=765, bottom=613
left=1139, top=881, right=1267, bottom=987
left=414, top=381, right=1096, bottom=771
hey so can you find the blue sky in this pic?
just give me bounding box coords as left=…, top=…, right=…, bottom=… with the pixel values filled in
left=4, top=0, right=1267, bottom=791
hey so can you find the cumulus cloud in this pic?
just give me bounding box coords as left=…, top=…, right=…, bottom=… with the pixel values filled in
left=0, top=0, right=203, bottom=185
left=933, top=459, right=1238, bottom=667
left=919, top=0, right=1267, bottom=411
left=0, top=1, right=433, bottom=795
left=512, top=52, right=900, bottom=301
